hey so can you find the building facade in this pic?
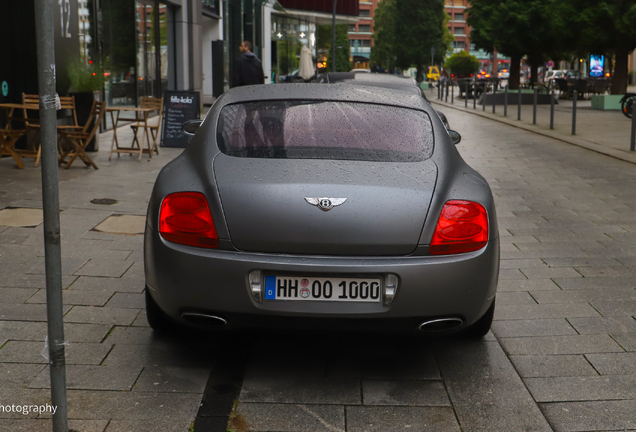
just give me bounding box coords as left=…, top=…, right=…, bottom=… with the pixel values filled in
left=348, top=0, right=378, bottom=69
left=445, top=0, right=470, bottom=54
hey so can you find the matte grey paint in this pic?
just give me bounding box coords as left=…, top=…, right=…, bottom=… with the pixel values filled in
left=144, top=83, right=499, bottom=332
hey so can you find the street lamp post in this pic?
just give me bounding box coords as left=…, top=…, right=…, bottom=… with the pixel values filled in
left=332, top=0, right=338, bottom=73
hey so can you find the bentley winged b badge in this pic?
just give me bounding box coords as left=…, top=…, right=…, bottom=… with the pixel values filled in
left=304, top=197, right=347, bottom=211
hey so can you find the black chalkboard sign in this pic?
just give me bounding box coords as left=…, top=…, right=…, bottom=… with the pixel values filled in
left=161, top=91, right=201, bottom=148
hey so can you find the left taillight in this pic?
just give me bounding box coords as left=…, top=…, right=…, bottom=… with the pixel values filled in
left=159, top=192, right=219, bottom=248
left=429, top=200, right=488, bottom=255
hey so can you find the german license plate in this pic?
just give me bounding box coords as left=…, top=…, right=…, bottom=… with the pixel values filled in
left=264, top=276, right=381, bottom=302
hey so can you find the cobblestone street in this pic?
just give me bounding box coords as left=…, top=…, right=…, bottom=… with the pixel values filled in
left=0, top=107, right=636, bottom=431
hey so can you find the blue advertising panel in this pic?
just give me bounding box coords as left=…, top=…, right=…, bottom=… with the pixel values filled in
left=590, top=55, right=604, bottom=78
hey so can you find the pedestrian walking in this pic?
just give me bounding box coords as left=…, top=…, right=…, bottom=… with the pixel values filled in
left=233, top=41, right=264, bottom=87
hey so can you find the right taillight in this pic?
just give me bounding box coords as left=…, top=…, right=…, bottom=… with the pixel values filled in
left=159, top=192, right=219, bottom=248
left=429, top=200, right=488, bottom=255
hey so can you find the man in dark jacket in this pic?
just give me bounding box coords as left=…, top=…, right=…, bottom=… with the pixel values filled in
left=233, top=41, right=264, bottom=87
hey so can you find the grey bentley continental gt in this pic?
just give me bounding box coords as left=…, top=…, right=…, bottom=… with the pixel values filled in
left=144, top=83, right=499, bottom=337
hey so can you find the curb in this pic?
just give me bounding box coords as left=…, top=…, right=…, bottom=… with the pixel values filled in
left=431, top=99, right=636, bottom=166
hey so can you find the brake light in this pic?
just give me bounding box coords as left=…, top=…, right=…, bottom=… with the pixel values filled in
left=159, top=192, right=219, bottom=248
left=429, top=200, right=488, bottom=255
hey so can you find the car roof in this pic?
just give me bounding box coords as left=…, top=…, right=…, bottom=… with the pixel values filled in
left=217, top=83, right=428, bottom=110
left=320, top=72, right=419, bottom=87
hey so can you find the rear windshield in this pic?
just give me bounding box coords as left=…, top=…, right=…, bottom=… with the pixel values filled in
left=216, top=101, right=434, bottom=162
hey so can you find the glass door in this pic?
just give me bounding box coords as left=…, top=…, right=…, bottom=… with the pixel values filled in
left=136, top=1, right=155, bottom=100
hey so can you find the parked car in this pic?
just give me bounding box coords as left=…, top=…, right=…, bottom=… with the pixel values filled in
left=565, top=70, right=582, bottom=79
left=497, top=69, right=510, bottom=79
left=144, top=83, right=500, bottom=338
left=544, top=69, right=567, bottom=83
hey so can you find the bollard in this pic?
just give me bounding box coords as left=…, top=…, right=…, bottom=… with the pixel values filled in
left=438, top=81, right=440, bottom=100
left=465, top=81, right=468, bottom=107
left=533, top=87, right=538, bottom=125
left=550, top=88, right=555, bottom=129
left=504, top=85, right=508, bottom=117
left=473, top=79, right=476, bottom=109
left=451, top=81, right=454, bottom=104
left=482, top=83, right=486, bottom=111
left=572, top=90, right=577, bottom=135
left=445, top=81, right=449, bottom=102
left=492, top=82, right=497, bottom=113
left=631, top=100, right=636, bottom=151
left=517, top=87, right=522, bottom=120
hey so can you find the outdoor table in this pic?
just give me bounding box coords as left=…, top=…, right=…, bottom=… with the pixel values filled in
left=0, top=102, right=39, bottom=169
left=107, top=106, right=156, bottom=161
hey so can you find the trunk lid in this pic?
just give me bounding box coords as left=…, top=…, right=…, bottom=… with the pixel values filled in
left=214, top=155, right=437, bottom=256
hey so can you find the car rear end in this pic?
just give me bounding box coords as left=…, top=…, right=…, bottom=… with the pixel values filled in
left=144, top=86, right=499, bottom=335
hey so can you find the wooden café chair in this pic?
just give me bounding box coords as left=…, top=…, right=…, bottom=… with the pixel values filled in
left=129, top=97, right=163, bottom=156
left=58, top=100, right=106, bottom=169
left=20, top=94, right=80, bottom=167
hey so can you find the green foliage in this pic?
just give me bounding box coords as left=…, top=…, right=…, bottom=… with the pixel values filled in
left=444, top=51, right=479, bottom=75
left=372, top=0, right=448, bottom=80
left=66, top=57, right=106, bottom=92
left=318, top=24, right=351, bottom=72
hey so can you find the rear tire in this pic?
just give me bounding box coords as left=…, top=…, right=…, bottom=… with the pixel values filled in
left=145, top=288, right=175, bottom=333
left=462, top=299, right=495, bottom=339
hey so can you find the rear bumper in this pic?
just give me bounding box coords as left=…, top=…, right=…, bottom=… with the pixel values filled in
left=144, top=227, right=499, bottom=332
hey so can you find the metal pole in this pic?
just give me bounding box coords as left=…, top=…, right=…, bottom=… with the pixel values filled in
left=451, top=81, right=454, bottom=104
left=631, top=101, right=636, bottom=151
left=533, top=87, right=538, bottom=124
left=482, top=82, right=486, bottom=111
left=445, top=81, right=449, bottom=102
left=550, top=88, right=555, bottom=129
left=504, top=85, right=508, bottom=116
left=473, top=77, right=476, bottom=109
left=492, top=81, right=497, bottom=113
left=332, top=0, right=338, bottom=73
left=572, top=90, right=577, bottom=135
left=465, top=81, right=468, bottom=107
left=517, top=86, right=522, bottom=120
left=34, top=0, right=68, bottom=431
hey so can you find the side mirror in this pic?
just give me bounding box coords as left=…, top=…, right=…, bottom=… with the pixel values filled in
left=448, top=130, right=461, bottom=145
left=182, top=119, right=203, bottom=136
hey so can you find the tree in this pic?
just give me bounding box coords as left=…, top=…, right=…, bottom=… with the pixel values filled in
left=445, top=51, right=479, bottom=76
left=467, top=0, right=559, bottom=89
left=372, top=0, right=448, bottom=81
left=317, top=24, right=351, bottom=72
left=560, top=0, right=636, bottom=94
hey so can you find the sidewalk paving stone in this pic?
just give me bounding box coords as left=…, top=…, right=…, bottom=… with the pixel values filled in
left=491, top=318, right=576, bottom=338
left=0, top=419, right=108, bottom=432
left=568, top=316, right=636, bottom=334
left=526, top=374, right=636, bottom=402
left=64, top=305, right=140, bottom=326
left=0, top=287, right=38, bottom=303
left=591, top=300, right=636, bottom=317
left=361, top=380, right=450, bottom=406
left=0, top=304, right=72, bottom=321
left=240, top=376, right=361, bottom=405
left=610, top=332, right=636, bottom=351
left=495, top=303, right=601, bottom=320
left=105, top=419, right=194, bottom=432
left=345, top=406, right=459, bottom=432
left=0, top=341, right=112, bottom=365
left=230, top=403, right=345, bottom=432
left=541, top=400, right=636, bottom=431
left=26, top=287, right=115, bottom=306
left=585, top=352, right=636, bottom=375
left=74, top=259, right=135, bottom=278
left=531, top=288, right=636, bottom=304
left=68, top=275, right=145, bottom=293
left=105, top=292, right=145, bottom=309
left=29, top=365, right=143, bottom=391
left=509, top=354, right=598, bottom=378
left=499, top=334, right=624, bottom=355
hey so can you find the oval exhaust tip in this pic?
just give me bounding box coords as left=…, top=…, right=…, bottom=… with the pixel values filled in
left=418, top=318, right=463, bottom=333
left=181, top=312, right=227, bottom=328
